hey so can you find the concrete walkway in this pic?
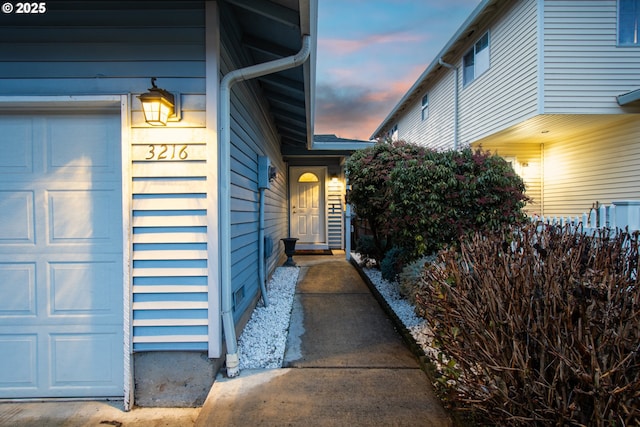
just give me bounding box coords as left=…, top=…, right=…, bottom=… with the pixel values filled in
left=0, top=252, right=451, bottom=426
left=195, top=253, right=452, bottom=427
left=0, top=401, right=199, bottom=426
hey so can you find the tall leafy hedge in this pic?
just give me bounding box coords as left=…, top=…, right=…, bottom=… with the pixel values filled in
left=346, top=141, right=528, bottom=263
left=346, top=141, right=429, bottom=260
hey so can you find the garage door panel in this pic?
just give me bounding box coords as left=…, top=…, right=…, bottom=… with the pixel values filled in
left=47, top=115, right=117, bottom=173
left=0, top=117, right=34, bottom=174
left=0, top=328, right=123, bottom=398
left=50, top=331, right=121, bottom=390
left=0, top=334, right=38, bottom=391
left=50, top=260, right=120, bottom=318
left=49, top=190, right=118, bottom=243
left=0, top=262, right=36, bottom=316
left=0, top=191, right=35, bottom=243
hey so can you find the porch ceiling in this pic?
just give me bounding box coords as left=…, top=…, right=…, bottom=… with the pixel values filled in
left=223, top=0, right=315, bottom=152
left=471, top=114, right=639, bottom=148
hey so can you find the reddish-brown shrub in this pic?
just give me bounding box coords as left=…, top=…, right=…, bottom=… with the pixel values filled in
left=415, top=222, right=640, bottom=426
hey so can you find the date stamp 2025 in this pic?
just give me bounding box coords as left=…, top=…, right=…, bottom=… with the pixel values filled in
left=2, top=2, right=47, bottom=14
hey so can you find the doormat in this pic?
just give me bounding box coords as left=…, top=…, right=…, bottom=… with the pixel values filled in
left=295, top=249, right=333, bottom=255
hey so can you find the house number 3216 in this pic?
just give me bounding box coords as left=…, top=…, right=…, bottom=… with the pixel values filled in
left=145, top=144, right=188, bottom=160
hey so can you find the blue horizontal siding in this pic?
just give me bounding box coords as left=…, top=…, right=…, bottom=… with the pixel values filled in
left=134, top=343, right=207, bottom=352
left=134, top=326, right=207, bottom=336
left=133, top=260, right=207, bottom=270
left=133, top=294, right=208, bottom=303
left=0, top=78, right=206, bottom=97
left=0, top=28, right=205, bottom=44
left=133, top=277, right=207, bottom=286
left=133, top=245, right=207, bottom=255
left=134, top=310, right=208, bottom=321
left=0, top=5, right=205, bottom=94
left=0, top=43, right=204, bottom=61
left=0, top=62, right=205, bottom=79
left=133, top=227, right=207, bottom=235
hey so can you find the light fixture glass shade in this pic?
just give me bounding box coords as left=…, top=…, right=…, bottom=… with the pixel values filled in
left=138, top=79, right=175, bottom=126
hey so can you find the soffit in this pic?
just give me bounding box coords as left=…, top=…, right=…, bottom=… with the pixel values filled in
left=471, top=114, right=639, bottom=148
left=223, top=0, right=314, bottom=151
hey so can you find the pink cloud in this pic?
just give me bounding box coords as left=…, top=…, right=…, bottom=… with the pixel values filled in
left=314, top=79, right=420, bottom=140
left=315, top=0, right=484, bottom=139
left=314, top=59, right=432, bottom=139
left=319, top=31, right=425, bottom=56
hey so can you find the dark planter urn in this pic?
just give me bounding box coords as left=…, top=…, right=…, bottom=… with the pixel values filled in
left=281, top=237, right=299, bottom=267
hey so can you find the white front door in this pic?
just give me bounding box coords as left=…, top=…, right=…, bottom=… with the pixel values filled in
left=0, top=112, right=124, bottom=398
left=290, top=167, right=325, bottom=245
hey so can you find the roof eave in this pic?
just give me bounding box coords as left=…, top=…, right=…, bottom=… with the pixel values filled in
left=310, top=141, right=374, bottom=151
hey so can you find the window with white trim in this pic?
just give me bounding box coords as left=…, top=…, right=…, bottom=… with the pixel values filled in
left=463, top=32, right=490, bottom=86
left=389, top=124, right=398, bottom=141
left=619, top=0, right=640, bottom=46
left=421, top=94, right=429, bottom=121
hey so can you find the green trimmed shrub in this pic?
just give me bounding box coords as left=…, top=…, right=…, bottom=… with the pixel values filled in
left=355, top=235, right=379, bottom=265
left=387, top=146, right=529, bottom=258
left=398, top=255, right=436, bottom=303
left=380, top=246, right=407, bottom=281
left=346, top=141, right=529, bottom=264
left=346, top=141, right=429, bottom=262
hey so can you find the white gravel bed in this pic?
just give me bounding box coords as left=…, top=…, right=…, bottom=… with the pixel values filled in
left=350, top=253, right=438, bottom=362
left=237, top=266, right=300, bottom=370
left=236, top=254, right=437, bottom=370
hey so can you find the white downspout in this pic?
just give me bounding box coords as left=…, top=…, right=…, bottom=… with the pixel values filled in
left=438, top=58, right=459, bottom=150
left=345, top=182, right=352, bottom=262
left=540, top=143, right=545, bottom=216
left=219, top=35, right=312, bottom=378
left=258, top=187, right=269, bottom=307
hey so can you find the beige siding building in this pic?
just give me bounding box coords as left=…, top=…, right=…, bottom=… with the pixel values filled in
left=373, top=0, right=640, bottom=218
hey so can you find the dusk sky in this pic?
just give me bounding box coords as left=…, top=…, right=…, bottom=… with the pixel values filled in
left=315, top=0, right=482, bottom=140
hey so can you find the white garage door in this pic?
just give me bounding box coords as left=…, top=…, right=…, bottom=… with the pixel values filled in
left=0, top=112, right=123, bottom=398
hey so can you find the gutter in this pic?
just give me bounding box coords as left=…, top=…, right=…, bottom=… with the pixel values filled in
left=219, top=34, right=312, bottom=378
left=310, top=141, right=374, bottom=151
left=438, top=58, right=459, bottom=150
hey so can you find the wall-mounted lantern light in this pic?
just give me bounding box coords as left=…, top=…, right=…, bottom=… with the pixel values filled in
left=138, top=78, right=180, bottom=126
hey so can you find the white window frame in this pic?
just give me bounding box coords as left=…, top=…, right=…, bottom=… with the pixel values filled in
left=619, top=0, right=640, bottom=46
left=389, top=124, right=398, bottom=141
left=463, top=32, right=490, bottom=86
left=421, top=94, right=429, bottom=121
